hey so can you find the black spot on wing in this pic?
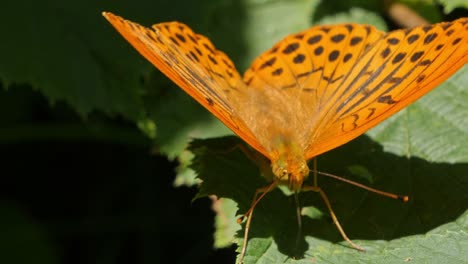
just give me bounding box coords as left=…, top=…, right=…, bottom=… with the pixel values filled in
left=381, top=47, right=391, bottom=59
left=343, top=53, right=352, bottom=63
left=272, top=68, right=283, bottom=76
left=208, top=55, right=218, bottom=65
left=452, top=38, right=462, bottom=45
left=188, top=51, right=199, bottom=62
left=331, top=34, right=345, bottom=43
left=314, top=46, right=324, bottom=55
left=294, top=33, right=305, bottom=40
left=416, top=74, right=425, bottom=83
left=350, top=36, right=363, bottom=46
left=203, top=43, right=214, bottom=53
left=328, top=50, right=340, bottom=62
left=419, top=59, right=432, bottom=66
left=175, top=33, right=186, bottom=43
left=378, top=95, right=397, bottom=104
left=422, top=25, right=432, bottom=33
left=424, top=33, right=438, bottom=44
left=259, top=57, right=277, bottom=69
left=293, top=54, right=306, bottom=64
left=410, top=51, right=424, bottom=62
left=169, top=36, right=179, bottom=46
left=283, top=43, right=300, bottom=54
left=392, top=52, right=406, bottom=64
left=188, top=34, right=198, bottom=44
left=307, top=35, right=322, bottom=45
left=387, top=37, right=400, bottom=45
left=407, top=34, right=420, bottom=44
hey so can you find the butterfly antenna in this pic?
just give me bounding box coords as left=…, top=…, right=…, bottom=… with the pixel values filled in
left=238, top=181, right=277, bottom=264
left=310, top=169, right=409, bottom=202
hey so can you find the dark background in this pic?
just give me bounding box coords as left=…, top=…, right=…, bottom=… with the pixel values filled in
left=0, top=86, right=236, bottom=263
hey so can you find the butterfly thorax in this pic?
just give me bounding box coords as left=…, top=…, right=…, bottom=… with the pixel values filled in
left=270, top=136, right=309, bottom=191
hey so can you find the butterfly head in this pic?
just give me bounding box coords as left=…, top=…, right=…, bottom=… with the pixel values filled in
left=270, top=137, right=309, bottom=191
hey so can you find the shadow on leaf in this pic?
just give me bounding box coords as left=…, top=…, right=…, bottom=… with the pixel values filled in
left=190, top=134, right=467, bottom=261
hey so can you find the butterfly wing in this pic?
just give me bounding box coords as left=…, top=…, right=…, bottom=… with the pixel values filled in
left=242, top=18, right=468, bottom=160
left=103, top=12, right=269, bottom=157
left=304, top=18, right=468, bottom=159
left=242, top=22, right=385, bottom=155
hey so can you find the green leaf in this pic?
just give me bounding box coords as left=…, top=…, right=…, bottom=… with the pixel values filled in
left=316, top=8, right=387, bottom=30
left=439, top=0, right=468, bottom=13
left=0, top=1, right=146, bottom=119
left=367, top=66, right=468, bottom=163
left=191, top=129, right=468, bottom=263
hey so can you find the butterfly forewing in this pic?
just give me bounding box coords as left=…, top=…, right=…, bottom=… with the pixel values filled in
left=103, top=12, right=269, bottom=157
left=303, top=18, right=468, bottom=159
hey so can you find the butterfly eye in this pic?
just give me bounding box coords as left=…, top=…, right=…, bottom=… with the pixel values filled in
left=274, top=168, right=289, bottom=182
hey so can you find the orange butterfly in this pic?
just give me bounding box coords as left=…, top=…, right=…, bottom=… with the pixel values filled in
left=102, top=12, right=467, bottom=262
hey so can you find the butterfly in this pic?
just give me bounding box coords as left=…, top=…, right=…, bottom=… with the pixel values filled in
left=102, top=12, right=468, bottom=262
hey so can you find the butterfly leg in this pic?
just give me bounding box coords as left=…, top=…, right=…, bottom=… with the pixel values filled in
left=238, top=181, right=277, bottom=264
left=302, top=159, right=365, bottom=252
